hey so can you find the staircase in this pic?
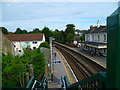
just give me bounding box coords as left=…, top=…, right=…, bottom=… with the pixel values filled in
left=48, top=75, right=61, bottom=88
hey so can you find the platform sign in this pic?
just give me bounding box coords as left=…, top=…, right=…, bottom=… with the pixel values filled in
left=52, top=60, right=61, bottom=64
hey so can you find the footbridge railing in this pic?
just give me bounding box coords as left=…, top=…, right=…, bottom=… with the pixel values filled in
left=26, top=75, right=48, bottom=89
left=61, top=72, right=106, bottom=89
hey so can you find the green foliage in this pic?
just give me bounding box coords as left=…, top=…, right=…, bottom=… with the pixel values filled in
left=65, top=24, right=75, bottom=34
left=14, top=28, right=28, bottom=34
left=2, top=48, right=46, bottom=86
left=0, top=27, right=8, bottom=34
left=42, top=27, right=52, bottom=43
left=52, top=30, right=65, bottom=44
left=29, top=28, right=41, bottom=33
left=2, top=53, right=26, bottom=86
left=67, top=33, right=74, bottom=43
left=31, top=49, right=46, bottom=76
left=52, top=24, right=75, bottom=44
left=39, top=42, right=50, bottom=49
left=80, top=34, right=85, bottom=42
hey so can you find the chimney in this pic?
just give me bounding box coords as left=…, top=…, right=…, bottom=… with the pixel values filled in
left=90, top=25, right=94, bottom=30
left=97, top=20, right=100, bottom=28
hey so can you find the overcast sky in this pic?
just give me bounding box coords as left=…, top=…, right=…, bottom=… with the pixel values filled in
left=0, top=1, right=118, bottom=32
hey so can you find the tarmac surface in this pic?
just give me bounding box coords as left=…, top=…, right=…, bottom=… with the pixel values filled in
left=48, top=47, right=77, bottom=88
left=70, top=47, right=106, bottom=68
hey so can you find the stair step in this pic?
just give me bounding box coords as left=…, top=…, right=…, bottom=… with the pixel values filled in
left=48, top=84, right=61, bottom=88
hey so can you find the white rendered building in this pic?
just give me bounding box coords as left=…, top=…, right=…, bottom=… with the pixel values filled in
left=83, top=26, right=107, bottom=56
left=6, top=33, right=45, bottom=55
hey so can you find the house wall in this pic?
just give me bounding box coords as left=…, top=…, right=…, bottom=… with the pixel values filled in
left=14, top=40, right=45, bottom=51
left=0, top=31, right=15, bottom=55
left=92, top=32, right=107, bottom=43
left=85, top=32, right=107, bottom=43
left=84, top=32, right=107, bottom=56
left=13, top=34, right=45, bottom=55
left=13, top=41, right=21, bottom=52
left=85, top=34, right=92, bottom=41
left=75, top=31, right=82, bottom=36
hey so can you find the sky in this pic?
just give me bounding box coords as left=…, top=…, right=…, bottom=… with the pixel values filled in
left=0, top=0, right=119, bottom=32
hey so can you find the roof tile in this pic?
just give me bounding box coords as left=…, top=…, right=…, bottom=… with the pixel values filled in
left=6, top=33, right=44, bottom=41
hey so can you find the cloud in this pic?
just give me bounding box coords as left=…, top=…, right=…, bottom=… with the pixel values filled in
left=1, top=2, right=118, bottom=32
left=2, top=0, right=119, bottom=2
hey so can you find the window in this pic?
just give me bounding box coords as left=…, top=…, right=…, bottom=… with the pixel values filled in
left=25, top=41, right=29, bottom=44
left=92, top=35, right=94, bottom=41
left=98, top=35, right=100, bottom=41
left=33, top=41, right=37, bottom=44
left=104, top=35, right=106, bottom=41
left=33, top=47, right=36, bottom=49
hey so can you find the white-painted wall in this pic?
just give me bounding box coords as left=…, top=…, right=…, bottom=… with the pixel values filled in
left=13, top=41, right=21, bottom=52
left=13, top=34, right=45, bottom=55
left=75, top=31, right=82, bottom=36
left=14, top=40, right=45, bottom=51
left=85, top=34, right=92, bottom=41
left=85, top=32, right=107, bottom=43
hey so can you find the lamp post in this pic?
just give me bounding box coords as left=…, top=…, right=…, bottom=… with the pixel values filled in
left=49, top=37, right=55, bottom=81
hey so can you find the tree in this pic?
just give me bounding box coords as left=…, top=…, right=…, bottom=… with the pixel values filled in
left=2, top=48, right=46, bottom=86
left=14, top=28, right=23, bottom=34
left=42, top=27, right=52, bottom=43
left=39, top=42, right=50, bottom=49
left=67, top=33, right=74, bottom=43
left=0, top=27, right=8, bottom=34
left=22, top=30, right=28, bottom=34
left=14, top=28, right=28, bottom=34
left=64, top=24, right=75, bottom=44
left=52, top=30, right=65, bottom=44
left=2, top=53, right=26, bottom=86
left=65, top=24, right=75, bottom=34
left=29, top=28, right=41, bottom=33
left=80, top=34, right=85, bottom=42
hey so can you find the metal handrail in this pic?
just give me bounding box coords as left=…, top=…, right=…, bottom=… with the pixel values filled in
left=69, top=72, right=106, bottom=89
left=26, top=75, right=47, bottom=89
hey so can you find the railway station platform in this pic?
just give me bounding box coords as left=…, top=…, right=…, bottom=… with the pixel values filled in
left=47, top=47, right=77, bottom=88
left=70, top=47, right=106, bottom=68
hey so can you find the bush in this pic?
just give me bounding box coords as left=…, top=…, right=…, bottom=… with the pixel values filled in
left=2, top=48, right=46, bottom=86
left=39, top=42, right=50, bottom=49
left=2, top=53, right=26, bottom=86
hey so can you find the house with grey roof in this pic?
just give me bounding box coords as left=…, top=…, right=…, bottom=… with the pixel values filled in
left=82, top=26, right=107, bottom=56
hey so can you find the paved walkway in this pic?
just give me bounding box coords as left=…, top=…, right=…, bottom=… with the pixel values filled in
left=48, top=47, right=77, bottom=88
left=70, top=47, right=106, bottom=68
left=55, top=47, right=77, bottom=84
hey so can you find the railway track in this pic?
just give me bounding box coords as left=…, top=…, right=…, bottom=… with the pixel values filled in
left=53, top=41, right=106, bottom=80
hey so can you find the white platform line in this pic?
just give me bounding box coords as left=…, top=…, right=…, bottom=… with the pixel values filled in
left=54, top=47, right=78, bottom=82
